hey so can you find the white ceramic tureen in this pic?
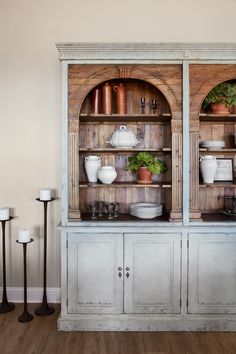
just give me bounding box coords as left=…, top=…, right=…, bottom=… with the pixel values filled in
left=107, top=125, right=142, bottom=148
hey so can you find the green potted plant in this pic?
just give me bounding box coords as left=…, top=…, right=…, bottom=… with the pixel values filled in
left=126, top=151, right=166, bottom=184
left=203, top=82, right=236, bottom=114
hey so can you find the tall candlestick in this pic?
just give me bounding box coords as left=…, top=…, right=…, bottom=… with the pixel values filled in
left=39, top=189, right=51, bottom=201
left=0, top=217, right=15, bottom=313
left=35, top=197, right=55, bottom=316
left=17, top=239, right=34, bottom=322
left=0, top=208, right=9, bottom=221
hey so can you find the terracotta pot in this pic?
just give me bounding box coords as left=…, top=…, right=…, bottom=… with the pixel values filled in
left=231, top=105, right=236, bottom=114
left=137, top=167, right=152, bottom=184
left=210, top=103, right=229, bottom=114
left=113, top=83, right=126, bottom=114
left=102, top=82, right=112, bottom=114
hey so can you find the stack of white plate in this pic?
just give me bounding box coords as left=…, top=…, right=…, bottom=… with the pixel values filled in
left=200, top=140, right=225, bottom=150
left=130, top=202, right=163, bottom=219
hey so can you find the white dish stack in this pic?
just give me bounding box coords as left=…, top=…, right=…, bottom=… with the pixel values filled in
left=130, top=202, right=163, bottom=219
left=200, top=140, right=225, bottom=150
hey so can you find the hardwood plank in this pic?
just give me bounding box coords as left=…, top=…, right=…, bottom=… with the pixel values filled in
left=2, top=305, right=236, bottom=354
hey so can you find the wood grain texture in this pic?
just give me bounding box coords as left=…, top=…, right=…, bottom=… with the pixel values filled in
left=1, top=304, right=236, bottom=354
left=189, top=64, right=236, bottom=219
left=67, top=65, right=182, bottom=220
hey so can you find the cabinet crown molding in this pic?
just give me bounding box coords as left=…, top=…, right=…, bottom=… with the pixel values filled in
left=56, top=42, right=236, bottom=61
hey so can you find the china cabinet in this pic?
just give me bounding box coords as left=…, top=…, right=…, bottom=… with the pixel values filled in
left=57, top=43, right=236, bottom=331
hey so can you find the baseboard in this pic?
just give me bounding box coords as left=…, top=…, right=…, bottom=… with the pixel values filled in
left=0, top=287, right=61, bottom=303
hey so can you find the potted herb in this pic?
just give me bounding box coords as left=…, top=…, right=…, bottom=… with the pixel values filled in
left=203, top=82, right=236, bottom=114
left=126, top=152, right=166, bottom=184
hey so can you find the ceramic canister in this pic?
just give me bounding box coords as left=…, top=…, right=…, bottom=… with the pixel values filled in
left=85, top=156, right=101, bottom=183
left=200, top=155, right=217, bottom=184
left=97, top=166, right=117, bottom=184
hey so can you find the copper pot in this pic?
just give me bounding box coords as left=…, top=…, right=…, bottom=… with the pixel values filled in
left=102, top=82, right=112, bottom=114
left=92, top=88, right=101, bottom=114
left=113, top=83, right=126, bottom=114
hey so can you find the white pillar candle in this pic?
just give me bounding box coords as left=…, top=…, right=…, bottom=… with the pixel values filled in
left=18, top=229, right=31, bottom=243
left=39, top=189, right=51, bottom=201
left=0, top=208, right=10, bottom=221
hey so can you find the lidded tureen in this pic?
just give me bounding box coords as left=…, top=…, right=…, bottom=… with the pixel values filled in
left=107, top=125, right=142, bottom=148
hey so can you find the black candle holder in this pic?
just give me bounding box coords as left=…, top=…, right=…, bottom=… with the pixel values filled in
left=35, top=198, right=55, bottom=316
left=17, top=239, right=34, bottom=322
left=0, top=217, right=15, bottom=313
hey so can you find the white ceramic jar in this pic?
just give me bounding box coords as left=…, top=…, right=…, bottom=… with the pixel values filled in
left=85, top=156, right=101, bottom=183
left=200, top=155, right=217, bottom=184
left=97, top=166, right=117, bottom=184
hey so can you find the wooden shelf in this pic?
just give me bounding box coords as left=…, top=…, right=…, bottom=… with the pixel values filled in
left=80, top=212, right=169, bottom=223
left=79, top=113, right=171, bottom=123
left=79, top=181, right=172, bottom=188
left=202, top=212, right=236, bottom=222
left=79, top=148, right=171, bottom=153
left=199, top=181, right=236, bottom=188
left=199, top=148, right=236, bottom=153
left=200, top=113, right=236, bottom=122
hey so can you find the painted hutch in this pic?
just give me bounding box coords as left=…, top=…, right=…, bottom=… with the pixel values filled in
left=57, top=43, right=236, bottom=330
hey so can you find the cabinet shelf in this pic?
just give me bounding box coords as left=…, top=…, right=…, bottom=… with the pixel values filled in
left=79, top=148, right=171, bottom=153
left=80, top=212, right=169, bottom=222
left=200, top=113, right=236, bottom=122
left=79, top=113, right=171, bottom=123
left=202, top=212, right=236, bottom=222
left=199, top=181, right=236, bottom=188
left=199, top=148, right=236, bottom=153
left=79, top=181, right=172, bottom=188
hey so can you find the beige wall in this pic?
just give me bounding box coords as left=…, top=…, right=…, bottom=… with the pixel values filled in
left=1, top=0, right=236, bottom=288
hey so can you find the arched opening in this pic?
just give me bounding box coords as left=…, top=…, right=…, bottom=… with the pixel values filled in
left=80, top=78, right=171, bottom=116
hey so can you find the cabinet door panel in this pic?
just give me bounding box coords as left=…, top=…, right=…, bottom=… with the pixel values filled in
left=68, top=233, right=123, bottom=314
left=124, top=233, right=181, bottom=314
left=188, top=233, right=236, bottom=314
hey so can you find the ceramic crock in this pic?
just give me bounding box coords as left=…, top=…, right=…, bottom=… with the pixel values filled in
left=84, top=156, right=101, bottom=183
left=97, top=166, right=117, bottom=184
left=200, top=155, right=217, bottom=184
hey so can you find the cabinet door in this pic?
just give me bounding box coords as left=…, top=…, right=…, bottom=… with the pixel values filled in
left=188, top=233, right=236, bottom=314
left=124, top=233, right=181, bottom=314
left=67, top=233, right=123, bottom=314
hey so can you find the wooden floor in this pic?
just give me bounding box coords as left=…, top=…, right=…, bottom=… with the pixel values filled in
left=1, top=305, right=236, bottom=354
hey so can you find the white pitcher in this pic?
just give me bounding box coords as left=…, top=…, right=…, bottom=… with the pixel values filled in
left=85, top=156, right=101, bottom=183
left=97, top=166, right=117, bottom=184
left=200, top=155, right=217, bottom=184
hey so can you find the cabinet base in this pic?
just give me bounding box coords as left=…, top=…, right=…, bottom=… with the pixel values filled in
left=57, top=314, right=236, bottom=331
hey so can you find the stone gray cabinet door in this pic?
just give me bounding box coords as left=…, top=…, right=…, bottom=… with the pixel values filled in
left=188, top=233, right=236, bottom=314
left=67, top=233, right=123, bottom=314
left=124, top=233, right=182, bottom=314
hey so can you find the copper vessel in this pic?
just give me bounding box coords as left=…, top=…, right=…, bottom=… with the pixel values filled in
left=92, top=88, right=101, bottom=114
left=113, top=83, right=126, bottom=114
left=102, top=82, right=112, bottom=115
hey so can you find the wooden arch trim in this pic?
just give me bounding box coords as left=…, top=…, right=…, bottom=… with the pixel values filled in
left=68, top=64, right=182, bottom=123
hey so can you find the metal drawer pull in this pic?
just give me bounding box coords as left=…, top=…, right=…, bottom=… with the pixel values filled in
left=126, top=272, right=130, bottom=278
left=126, top=267, right=130, bottom=271
left=118, top=266, right=122, bottom=271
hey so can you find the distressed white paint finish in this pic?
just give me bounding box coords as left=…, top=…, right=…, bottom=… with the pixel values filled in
left=56, top=42, right=236, bottom=61
left=124, top=233, right=181, bottom=314
left=57, top=314, right=236, bottom=332
left=67, top=233, right=123, bottom=314
left=188, top=233, right=236, bottom=314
